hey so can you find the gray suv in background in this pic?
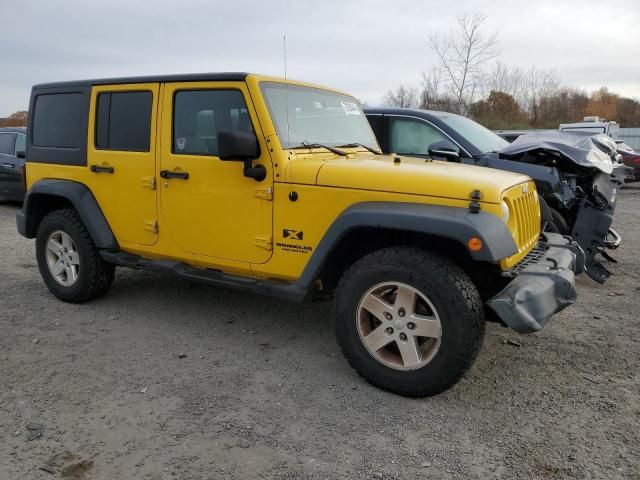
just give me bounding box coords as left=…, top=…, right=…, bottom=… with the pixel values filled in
left=0, top=127, right=26, bottom=201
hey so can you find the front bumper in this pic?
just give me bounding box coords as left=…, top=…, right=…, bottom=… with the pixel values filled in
left=487, top=233, right=583, bottom=334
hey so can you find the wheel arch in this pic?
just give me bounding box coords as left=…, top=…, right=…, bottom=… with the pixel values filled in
left=298, top=202, right=518, bottom=291
left=17, top=179, right=117, bottom=249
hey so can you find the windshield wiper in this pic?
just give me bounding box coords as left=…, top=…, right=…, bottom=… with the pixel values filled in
left=337, top=143, right=382, bottom=155
left=291, top=142, right=347, bottom=156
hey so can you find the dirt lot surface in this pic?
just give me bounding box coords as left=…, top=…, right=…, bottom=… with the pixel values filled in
left=1, top=187, right=639, bottom=480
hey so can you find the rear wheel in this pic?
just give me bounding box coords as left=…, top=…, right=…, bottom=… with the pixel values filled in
left=36, top=209, right=115, bottom=303
left=335, top=247, right=485, bottom=397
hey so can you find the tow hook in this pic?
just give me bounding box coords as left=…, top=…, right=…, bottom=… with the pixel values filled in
left=604, top=228, right=621, bottom=250
left=546, top=257, right=559, bottom=270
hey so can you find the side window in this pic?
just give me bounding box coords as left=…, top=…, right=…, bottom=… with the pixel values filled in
left=33, top=93, right=84, bottom=148
left=173, top=90, right=253, bottom=156
left=389, top=117, right=449, bottom=155
left=14, top=133, right=26, bottom=154
left=95, top=91, right=152, bottom=151
left=0, top=133, right=15, bottom=155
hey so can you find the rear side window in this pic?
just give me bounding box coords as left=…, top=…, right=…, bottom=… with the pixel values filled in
left=95, top=91, right=152, bottom=151
left=0, top=133, right=15, bottom=155
left=173, top=90, right=253, bottom=156
left=33, top=93, right=84, bottom=148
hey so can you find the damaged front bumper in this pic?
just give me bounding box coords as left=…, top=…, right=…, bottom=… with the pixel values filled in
left=487, top=233, right=584, bottom=334
left=571, top=172, right=618, bottom=284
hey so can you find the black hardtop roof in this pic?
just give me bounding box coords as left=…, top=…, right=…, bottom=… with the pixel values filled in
left=33, top=72, right=249, bottom=90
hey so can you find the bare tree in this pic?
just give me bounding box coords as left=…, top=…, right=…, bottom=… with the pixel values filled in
left=381, top=85, right=419, bottom=108
left=523, top=67, right=560, bottom=116
left=482, top=63, right=560, bottom=118
left=428, top=12, right=498, bottom=113
left=418, top=67, right=459, bottom=112
left=483, top=62, right=525, bottom=100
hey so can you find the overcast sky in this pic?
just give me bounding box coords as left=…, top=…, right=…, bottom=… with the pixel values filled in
left=1, top=0, right=639, bottom=116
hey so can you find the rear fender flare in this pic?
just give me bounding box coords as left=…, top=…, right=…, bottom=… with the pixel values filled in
left=17, top=179, right=116, bottom=249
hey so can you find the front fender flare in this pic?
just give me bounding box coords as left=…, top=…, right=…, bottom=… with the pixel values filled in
left=297, top=202, right=518, bottom=288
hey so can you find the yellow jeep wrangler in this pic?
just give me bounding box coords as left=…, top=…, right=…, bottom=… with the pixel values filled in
left=17, top=73, right=583, bottom=396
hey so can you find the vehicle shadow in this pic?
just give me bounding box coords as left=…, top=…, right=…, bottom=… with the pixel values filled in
left=0, top=200, right=23, bottom=208
left=85, top=266, right=575, bottom=405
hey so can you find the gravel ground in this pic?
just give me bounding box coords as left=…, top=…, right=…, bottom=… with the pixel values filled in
left=1, top=187, right=639, bottom=480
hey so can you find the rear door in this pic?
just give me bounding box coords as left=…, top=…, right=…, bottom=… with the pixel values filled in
left=86, top=84, right=159, bottom=246
left=0, top=132, right=18, bottom=198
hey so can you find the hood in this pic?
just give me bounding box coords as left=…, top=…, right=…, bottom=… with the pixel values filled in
left=499, top=131, right=614, bottom=174
left=313, top=154, right=530, bottom=203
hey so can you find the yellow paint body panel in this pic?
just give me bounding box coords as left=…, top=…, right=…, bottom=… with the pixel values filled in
left=158, top=81, right=273, bottom=264
left=27, top=73, right=541, bottom=283
left=87, top=83, right=160, bottom=246
left=315, top=154, right=530, bottom=201
left=252, top=182, right=499, bottom=281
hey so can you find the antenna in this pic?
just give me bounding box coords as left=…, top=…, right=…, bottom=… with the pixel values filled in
left=283, top=34, right=293, bottom=186
left=283, top=35, right=291, bottom=148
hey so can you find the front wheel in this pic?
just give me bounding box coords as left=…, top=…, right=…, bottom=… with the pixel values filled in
left=35, top=209, right=115, bottom=303
left=547, top=208, right=570, bottom=235
left=334, top=247, right=485, bottom=397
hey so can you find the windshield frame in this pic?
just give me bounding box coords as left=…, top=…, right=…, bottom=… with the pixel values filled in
left=433, top=112, right=510, bottom=155
left=259, top=81, right=380, bottom=151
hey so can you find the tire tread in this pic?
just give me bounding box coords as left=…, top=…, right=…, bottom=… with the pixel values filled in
left=36, top=209, right=114, bottom=303
left=335, top=246, right=485, bottom=397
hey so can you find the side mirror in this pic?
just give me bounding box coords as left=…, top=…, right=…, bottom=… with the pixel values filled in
left=218, top=130, right=265, bottom=181
left=16, top=150, right=26, bottom=159
left=428, top=140, right=460, bottom=162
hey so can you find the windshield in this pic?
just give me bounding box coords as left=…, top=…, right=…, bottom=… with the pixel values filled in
left=260, top=82, right=379, bottom=150
left=437, top=113, right=509, bottom=154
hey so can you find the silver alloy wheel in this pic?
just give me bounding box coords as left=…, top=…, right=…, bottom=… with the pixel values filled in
left=45, top=230, right=80, bottom=287
left=356, top=282, right=442, bottom=370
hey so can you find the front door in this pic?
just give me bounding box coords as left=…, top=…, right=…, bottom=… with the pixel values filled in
left=86, top=83, right=159, bottom=246
left=159, top=82, right=273, bottom=264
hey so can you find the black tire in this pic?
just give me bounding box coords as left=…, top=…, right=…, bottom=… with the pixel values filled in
left=334, top=247, right=485, bottom=397
left=35, top=209, right=115, bottom=303
left=548, top=208, right=570, bottom=235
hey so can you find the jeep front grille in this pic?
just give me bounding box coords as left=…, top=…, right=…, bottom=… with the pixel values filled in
left=501, top=182, right=541, bottom=269
left=513, top=189, right=540, bottom=251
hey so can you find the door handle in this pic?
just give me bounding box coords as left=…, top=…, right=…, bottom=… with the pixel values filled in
left=160, top=170, right=189, bottom=180
left=90, top=165, right=114, bottom=174
left=2, top=163, right=14, bottom=168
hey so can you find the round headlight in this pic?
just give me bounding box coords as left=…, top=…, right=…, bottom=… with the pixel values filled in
left=500, top=200, right=510, bottom=224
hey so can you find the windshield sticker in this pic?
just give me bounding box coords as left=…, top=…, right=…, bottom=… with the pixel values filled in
left=176, top=137, right=186, bottom=151
left=341, top=102, right=361, bottom=115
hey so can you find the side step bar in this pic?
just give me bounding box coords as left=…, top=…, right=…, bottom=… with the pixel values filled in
left=99, top=250, right=309, bottom=303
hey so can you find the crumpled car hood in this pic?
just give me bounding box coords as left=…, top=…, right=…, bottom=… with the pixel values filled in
left=499, top=131, right=614, bottom=174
